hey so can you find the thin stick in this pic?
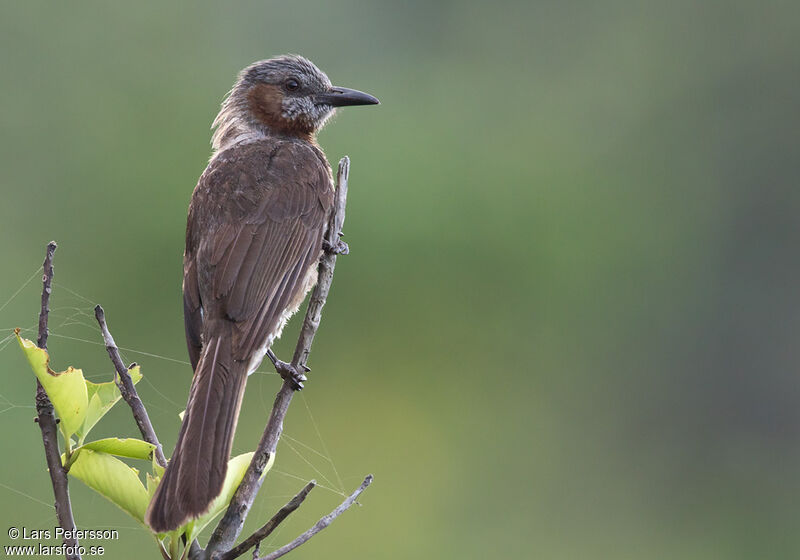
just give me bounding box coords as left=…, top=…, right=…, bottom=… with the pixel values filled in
left=94, top=305, right=167, bottom=467
left=94, top=305, right=192, bottom=552
left=202, top=156, right=351, bottom=559
left=36, top=242, right=56, bottom=350
left=219, top=481, right=316, bottom=560
left=256, top=475, right=372, bottom=560
left=34, top=241, right=81, bottom=560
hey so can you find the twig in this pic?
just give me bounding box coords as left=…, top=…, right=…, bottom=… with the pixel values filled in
left=33, top=241, right=81, bottom=560
left=94, top=305, right=167, bottom=468
left=202, top=156, right=352, bottom=559
left=93, top=305, right=195, bottom=554
left=36, top=242, right=56, bottom=350
left=255, top=475, right=372, bottom=560
left=219, top=481, right=316, bottom=560
left=95, top=300, right=191, bottom=553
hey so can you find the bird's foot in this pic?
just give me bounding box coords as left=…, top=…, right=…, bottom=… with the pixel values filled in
left=267, top=349, right=308, bottom=389
left=275, top=359, right=308, bottom=390
left=323, top=238, right=349, bottom=255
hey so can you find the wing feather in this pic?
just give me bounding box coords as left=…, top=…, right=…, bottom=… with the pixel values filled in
left=183, top=139, right=333, bottom=369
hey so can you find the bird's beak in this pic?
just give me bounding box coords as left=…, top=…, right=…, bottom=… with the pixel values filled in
left=315, top=86, right=380, bottom=107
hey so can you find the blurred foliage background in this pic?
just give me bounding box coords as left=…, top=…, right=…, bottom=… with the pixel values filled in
left=1, top=1, right=799, bottom=558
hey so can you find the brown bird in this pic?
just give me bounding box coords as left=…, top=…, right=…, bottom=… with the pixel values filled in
left=145, top=55, right=378, bottom=533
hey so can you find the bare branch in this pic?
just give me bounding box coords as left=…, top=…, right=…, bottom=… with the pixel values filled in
left=36, top=241, right=56, bottom=350
left=34, top=241, right=81, bottom=560
left=220, top=481, right=316, bottom=560
left=94, top=305, right=167, bottom=468
left=255, top=475, right=373, bottom=560
left=203, top=156, right=352, bottom=559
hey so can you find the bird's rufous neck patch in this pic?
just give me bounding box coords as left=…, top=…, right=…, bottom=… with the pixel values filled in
left=247, top=83, right=314, bottom=140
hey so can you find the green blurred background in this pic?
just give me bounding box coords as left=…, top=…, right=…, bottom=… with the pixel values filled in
left=1, top=1, right=799, bottom=558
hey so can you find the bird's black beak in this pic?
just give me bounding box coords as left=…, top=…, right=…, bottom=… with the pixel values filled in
left=315, top=86, right=380, bottom=107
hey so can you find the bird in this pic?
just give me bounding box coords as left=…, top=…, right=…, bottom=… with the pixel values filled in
left=145, top=55, right=378, bottom=533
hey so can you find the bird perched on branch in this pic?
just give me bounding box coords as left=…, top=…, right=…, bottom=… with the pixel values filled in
left=145, top=55, right=378, bottom=533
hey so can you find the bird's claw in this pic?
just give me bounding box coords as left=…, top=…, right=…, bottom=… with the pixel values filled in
left=273, top=358, right=307, bottom=390
left=323, top=239, right=349, bottom=255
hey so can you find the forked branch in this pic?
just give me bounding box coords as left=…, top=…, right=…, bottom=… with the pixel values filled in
left=219, top=481, right=316, bottom=560
left=255, top=475, right=373, bottom=560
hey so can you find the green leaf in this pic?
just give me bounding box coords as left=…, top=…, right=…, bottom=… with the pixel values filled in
left=75, top=438, right=155, bottom=460
left=17, top=334, right=88, bottom=441
left=151, top=451, right=165, bottom=479
left=146, top=472, right=160, bottom=499
left=66, top=448, right=150, bottom=524
left=183, top=451, right=275, bottom=542
left=145, top=447, right=166, bottom=519
left=79, top=365, right=142, bottom=441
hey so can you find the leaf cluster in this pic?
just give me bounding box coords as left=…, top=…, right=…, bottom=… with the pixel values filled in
left=16, top=334, right=269, bottom=556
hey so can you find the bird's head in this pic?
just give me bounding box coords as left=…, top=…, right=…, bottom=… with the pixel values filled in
left=213, top=55, right=378, bottom=150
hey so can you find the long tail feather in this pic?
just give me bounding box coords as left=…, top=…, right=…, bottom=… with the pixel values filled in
left=145, top=328, right=248, bottom=532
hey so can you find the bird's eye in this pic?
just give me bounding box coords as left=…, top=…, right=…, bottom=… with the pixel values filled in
left=285, top=78, right=300, bottom=91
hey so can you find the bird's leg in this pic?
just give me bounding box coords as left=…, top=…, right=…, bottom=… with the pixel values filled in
left=266, top=349, right=308, bottom=390
left=322, top=236, right=349, bottom=255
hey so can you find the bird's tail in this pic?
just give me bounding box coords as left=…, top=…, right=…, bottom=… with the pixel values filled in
left=145, top=326, right=249, bottom=533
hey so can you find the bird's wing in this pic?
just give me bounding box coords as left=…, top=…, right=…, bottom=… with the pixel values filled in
left=183, top=253, right=203, bottom=370
left=183, top=140, right=333, bottom=365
